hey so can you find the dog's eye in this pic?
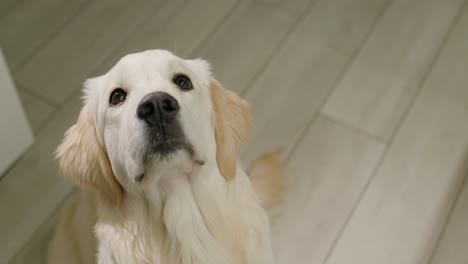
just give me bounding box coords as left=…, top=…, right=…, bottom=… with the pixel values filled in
left=173, top=74, right=192, bottom=91
left=109, top=88, right=127, bottom=106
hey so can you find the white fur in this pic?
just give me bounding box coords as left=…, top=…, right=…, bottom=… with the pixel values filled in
left=80, top=50, right=274, bottom=263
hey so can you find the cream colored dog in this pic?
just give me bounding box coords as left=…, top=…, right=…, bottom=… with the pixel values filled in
left=48, top=50, right=284, bottom=264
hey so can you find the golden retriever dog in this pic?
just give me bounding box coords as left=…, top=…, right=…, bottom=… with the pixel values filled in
left=48, top=50, right=285, bottom=264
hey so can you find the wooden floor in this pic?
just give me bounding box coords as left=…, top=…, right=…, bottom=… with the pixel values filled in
left=1, top=0, right=468, bottom=263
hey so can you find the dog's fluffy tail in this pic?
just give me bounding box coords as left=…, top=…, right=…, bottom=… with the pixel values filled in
left=248, top=149, right=286, bottom=212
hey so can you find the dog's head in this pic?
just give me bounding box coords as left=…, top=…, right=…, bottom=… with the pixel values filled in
left=56, top=50, right=251, bottom=206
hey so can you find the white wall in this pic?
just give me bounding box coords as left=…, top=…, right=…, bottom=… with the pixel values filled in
left=0, top=47, right=34, bottom=177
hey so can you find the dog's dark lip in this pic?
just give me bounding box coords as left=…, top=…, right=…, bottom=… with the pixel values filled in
left=152, top=139, right=185, bottom=147
left=143, top=139, right=194, bottom=164
left=152, top=139, right=193, bottom=155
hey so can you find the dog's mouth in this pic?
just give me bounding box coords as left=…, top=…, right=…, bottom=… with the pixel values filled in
left=152, top=138, right=193, bottom=156
left=143, top=137, right=193, bottom=163
left=142, top=116, right=188, bottom=156
left=136, top=135, right=204, bottom=183
left=134, top=113, right=206, bottom=183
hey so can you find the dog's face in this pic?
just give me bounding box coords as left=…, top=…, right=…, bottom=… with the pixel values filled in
left=56, top=50, right=252, bottom=206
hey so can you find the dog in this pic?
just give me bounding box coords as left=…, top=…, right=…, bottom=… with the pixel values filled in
left=48, top=50, right=285, bottom=264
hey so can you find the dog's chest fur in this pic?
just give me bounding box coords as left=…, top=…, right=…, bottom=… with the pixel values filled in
left=95, top=167, right=273, bottom=264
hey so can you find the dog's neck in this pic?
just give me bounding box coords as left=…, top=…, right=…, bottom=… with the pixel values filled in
left=95, top=161, right=272, bottom=264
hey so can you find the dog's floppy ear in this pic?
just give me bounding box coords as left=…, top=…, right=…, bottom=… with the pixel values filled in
left=56, top=105, right=123, bottom=206
left=210, top=80, right=252, bottom=180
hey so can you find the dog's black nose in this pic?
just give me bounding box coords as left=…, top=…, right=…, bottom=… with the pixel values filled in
left=137, top=92, right=179, bottom=126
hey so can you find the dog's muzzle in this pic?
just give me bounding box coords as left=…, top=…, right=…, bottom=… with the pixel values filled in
left=137, top=92, right=189, bottom=157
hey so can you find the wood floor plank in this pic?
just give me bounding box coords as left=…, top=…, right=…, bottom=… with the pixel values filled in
left=272, top=115, right=384, bottom=264
left=9, top=202, right=65, bottom=264
left=0, top=0, right=19, bottom=17
left=14, top=0, right=165, bottom=105
left=325, top=7, right=468, bottom=264
left=0, top=94, right=81, bottom=263
left=322, top=0, right=463, bottom=141
left=0, top=0, right=89, bottom=70
left=195, top=1, right=294, bottom=94
left=96, top=0, right=238, bottom=74
left=239, top=0, right=389, bottom=165
left=258, top=0, right=315, bottom=15
left=430, top=179, right=468, bottom=264
left=17, top=88, right=55, bottom=134
left=422, top=10, right=468, bottom=263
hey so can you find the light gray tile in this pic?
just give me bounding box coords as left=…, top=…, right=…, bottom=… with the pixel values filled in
left=14, top=0, right=165, bottom=105
left=0, top=0, right=20, bottom=18
left=97, top=0, right=238, bottom=74
left=195, top=1, right=294, bottom=94
left=258, top=0, right=315, bottom=15
left=239, top=0, right=389, bottom=165
left=17, top=89, right=55, bottom=133
left=0, top=93, right=81, bottom=263
left=323, top=0, right=463, bottom=141
left=326, top=97, right=468, bottom=264
left=0, top=0, right=89, bottom=70
left=9, top=203, right=64, bottom=264
left=412, top=8, right=468, bottom=108
left=422, top=16, right=468, bottom=264
left=430, top=181, right=468, bottom=264
left=272, top=115, right=384, bottom=263
left=325, top=8, right=468, bottom=264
